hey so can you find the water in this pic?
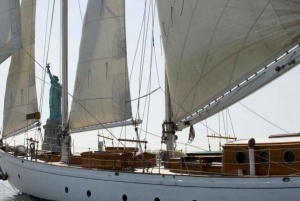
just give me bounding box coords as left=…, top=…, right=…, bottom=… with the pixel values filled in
left=0, top=181, right=44, bottom=201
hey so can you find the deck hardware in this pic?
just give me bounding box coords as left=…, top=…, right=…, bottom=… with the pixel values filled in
left=283, top=177, right=290, bottom=182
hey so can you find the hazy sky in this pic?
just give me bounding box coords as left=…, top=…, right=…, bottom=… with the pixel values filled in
left=1, top=0, right=300, bottom=153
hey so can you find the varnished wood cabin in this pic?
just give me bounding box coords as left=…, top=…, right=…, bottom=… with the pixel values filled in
left=170, top=134, right=300, bottom=176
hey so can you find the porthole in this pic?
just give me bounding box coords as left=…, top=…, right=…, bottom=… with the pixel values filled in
left=283, top=150, right=296, bottom=165
left=235, top=152, right=246, bottom=164
left=115, top=172, right=119, bottom=176
left=18, top=174, right=20, bottom=179
left=87, top=190, right=91, bottom=197
left=154, top=198, right=160, bottom=201
left=258, top=151, right=270, bottom=164
left=122, top=194, right=127, bottom=201
left=65, top=187, right=68, bottom=193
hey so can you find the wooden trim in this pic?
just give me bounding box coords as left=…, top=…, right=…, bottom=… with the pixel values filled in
left=207, top=134, right=237, bottom=140
left=97, top=135, right=114, bottom=140
left=118, top=138, right=147, bottom=143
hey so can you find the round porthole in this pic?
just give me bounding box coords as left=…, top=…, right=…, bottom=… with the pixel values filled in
left=283, top=150, right=296, bottom=165
left=154, top=198, right=160, bottom=201
left=87, top=190, right=91, bottom=197
left=235, top=152, right=246, bottom=164
left=65, top=187, right=68, bottom=193
left=122, top=194, right=127, bottom=201
left=258, top=151, right=270, bottom=164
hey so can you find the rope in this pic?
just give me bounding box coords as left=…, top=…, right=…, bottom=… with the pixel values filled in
left=239, top=102, right=289, bottom=134
left=77, top=0, right=83, bottom=23
left=126, top=87, right=160, bottom=103
left=39, top=0, right=56, bottom=114
left=227, top=108, right=235, bottom=137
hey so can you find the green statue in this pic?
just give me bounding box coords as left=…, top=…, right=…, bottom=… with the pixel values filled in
left=46, top=64, right=62, bottom=120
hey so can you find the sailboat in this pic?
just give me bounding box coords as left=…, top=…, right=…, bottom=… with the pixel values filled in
left=1, top=0, right=300, bottom=200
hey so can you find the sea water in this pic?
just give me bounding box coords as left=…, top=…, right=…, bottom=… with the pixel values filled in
left=0, top=181, right=44, bottom=201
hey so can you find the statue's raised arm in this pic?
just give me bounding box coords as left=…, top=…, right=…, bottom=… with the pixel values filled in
left=46, top=63, right=53, bottom=81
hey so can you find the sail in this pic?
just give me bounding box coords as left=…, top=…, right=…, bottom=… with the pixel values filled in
left=0, top=0, right=22, bottom=64
left=69, top=0, right=132, bottom=130
left=157, top=0, right=300, bottom=129
left=2, top=0, right=38, bottom=138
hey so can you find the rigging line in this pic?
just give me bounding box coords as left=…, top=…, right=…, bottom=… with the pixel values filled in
left=160, top=35, right=162, bottom=55
left=40, top=0, right=51, bottom=93
left=136, top=0, right=152, bottom=120
left=226, top=109, right=229, bottom=138
left=140, top=70, right=153, bottom=143
left=176, top=142, right=209, bottom=152
left=39, top=0, right=56, bottom=114
left=144, top=0, right=156, bottom=143
left=77, top=0, right=83, bottom=23
left=222, top=110, right=227, bottom=139
left=134, top=0, right=148, bottom=119
left=239, top=102, right=289, bottom=134
left=205, top=119, right=211, bottom=151
left=227, top=108, right=236, bottom=137
left=126, top=87, right=160, bottom=103
left=153, top=41, right=161, bottom=88
left=138, top=128, right=209, bottom=152
left=129, top=1, right=146, bottom=84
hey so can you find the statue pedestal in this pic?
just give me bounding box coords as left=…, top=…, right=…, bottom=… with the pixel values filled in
left=42, top=119, right=62, bottom=153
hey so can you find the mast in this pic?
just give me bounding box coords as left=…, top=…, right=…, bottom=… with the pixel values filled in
left=164, top=69, right=175, bottom=167
left=61, top=0, right=69, bottom=162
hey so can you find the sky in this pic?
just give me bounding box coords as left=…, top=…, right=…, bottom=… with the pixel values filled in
left=1, top=0, right=300, bottom=154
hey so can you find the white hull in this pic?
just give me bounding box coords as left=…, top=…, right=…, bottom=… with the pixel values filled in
left=1, top=150, right=300, bottom=201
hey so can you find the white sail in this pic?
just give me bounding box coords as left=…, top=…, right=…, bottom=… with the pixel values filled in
left=157, top=0, right=300, bottom=129
left=0, top=0, right=22, bottom=64
left=2, top=0, right=38, bottom=138
left=69, top=0, right=132, bottom=131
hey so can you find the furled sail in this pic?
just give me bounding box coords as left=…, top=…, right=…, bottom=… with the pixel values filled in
left=157, top=0, right=300, bottom=130
left=69, top=0, right=132, bottom=131
left=2, top=0, right=38, bottom=138
left=0, top=0, right=22, bottom=64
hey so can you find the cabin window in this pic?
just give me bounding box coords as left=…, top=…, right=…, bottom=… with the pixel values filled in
left=258, top=151, right=270, bottom=165
left=235, top=152, right=246, bottom=164
left=283, top=150, right=296, bottom=165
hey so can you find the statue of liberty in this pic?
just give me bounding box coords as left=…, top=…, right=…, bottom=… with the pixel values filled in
left=46, top=64, right=62, bottom=120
